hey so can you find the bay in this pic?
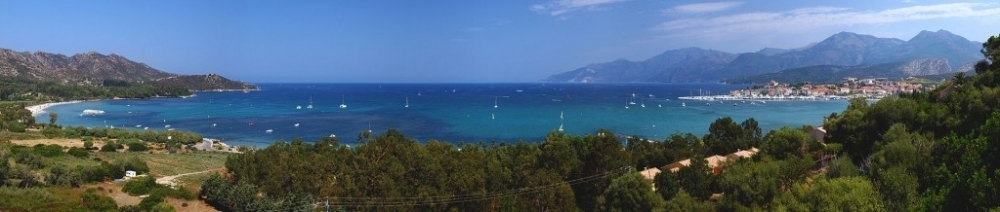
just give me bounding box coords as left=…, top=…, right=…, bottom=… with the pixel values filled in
left=40, top=83, right=849, bottom=147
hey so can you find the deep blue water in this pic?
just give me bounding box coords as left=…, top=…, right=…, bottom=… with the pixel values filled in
left=40, top=83, right=849, bottom=147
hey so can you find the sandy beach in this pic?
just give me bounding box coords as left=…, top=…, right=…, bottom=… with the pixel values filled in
left=25, top=101, right=83, bottom=116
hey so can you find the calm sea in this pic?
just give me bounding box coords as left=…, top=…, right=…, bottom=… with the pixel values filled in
left=40, top=83, right=849, bottom=147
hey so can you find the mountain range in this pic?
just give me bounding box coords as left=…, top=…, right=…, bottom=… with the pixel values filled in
left=0, top=48, right=253, bottom=90
left=542, top=30, right=983, bottom=83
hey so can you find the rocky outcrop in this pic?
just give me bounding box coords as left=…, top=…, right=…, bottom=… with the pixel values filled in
left=894, top=58, right=952, bottom=76
left=152, top=74, right=256, bottom=91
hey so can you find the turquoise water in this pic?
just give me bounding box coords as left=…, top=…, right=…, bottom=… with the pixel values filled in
left=39, top=83, right=849, bottom=147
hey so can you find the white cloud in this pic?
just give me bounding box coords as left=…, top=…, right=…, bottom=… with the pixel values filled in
left=530, top=0, right=628, bottom=16
left=670, top=1, right=744, bottom=14
left=653, top=3, right=1000, bottom=38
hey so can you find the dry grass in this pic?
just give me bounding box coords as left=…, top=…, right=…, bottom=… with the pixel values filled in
left=175, top=171, right=218, bottom=187
left=10, top=138, right=100, bottom=148
left=94, top=151, right=229, bottom=177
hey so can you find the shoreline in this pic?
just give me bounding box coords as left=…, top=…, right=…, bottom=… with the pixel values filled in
left=199, top=138, right=241, bottom=153
left=26, top=101, right=84, bottom=116
left=24, top=89, right=255, bottom=117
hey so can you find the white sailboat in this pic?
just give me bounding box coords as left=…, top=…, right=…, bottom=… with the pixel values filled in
left=494, top=97, right=498, bottom=109
left=682, top=102, right=686, bottom=107
left=339, top=95, right=348, bottom=109
left=640, top=98, right=645, bottom=108
left=294, top=123, right=300, bottom=127
left=405, top=97, right=409, bottom=108
left=625, top=98, right=630, bottom=109
left=558, top=111, right=564, bottom=132
left=630, top=93, right=637, bottom=105
left=307, top=96, right=313, bottom=109
left=296, top=105, right=302, bottom=110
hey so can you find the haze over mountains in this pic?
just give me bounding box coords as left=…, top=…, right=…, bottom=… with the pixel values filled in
left=0, top=48, right=253, bottom=90
left=542, top=30, right=983, bottom=83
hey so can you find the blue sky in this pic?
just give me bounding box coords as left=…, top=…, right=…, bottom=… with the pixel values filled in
left=2, top=0, right=999, bottom=83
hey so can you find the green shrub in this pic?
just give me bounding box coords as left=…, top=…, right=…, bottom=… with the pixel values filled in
left=118, top=157, right=150, bottom=174
left=126, top=142, right=148, bottom=152
left=122, top=176, right=158, bottom=196
left=15, top=151, right=45, bottom=169
left=40, top=127, right=62, bottom=138
left=61, top=128, right=81, bottom=138
left=151, top=202, right=176, bottom=212
left=118, top=205, right=141, bottom=212
left=47, top=165, right=82, bottom=187
left=82, top=190, right=118, bottom=211
left=137, top=191, right=166, bottom=211
left=100, top=141, right=117, bottom=152
left=67, top=147, right=88, bottom=158
left=83, top=140, right=94, bottom=150
left=174, top=186, right=197, bottom=200
left=80, top=163, right=112, bottom=182
left=32, top=144, right=64, bottom=157
left=8, top=122, right=26, bottom=133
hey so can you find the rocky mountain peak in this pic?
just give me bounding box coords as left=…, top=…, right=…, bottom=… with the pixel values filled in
left=910, top=29, right=973, bottom=44
left=813, top=31, right=903, bottom=51
left=542, top=30, right=983, bottom=83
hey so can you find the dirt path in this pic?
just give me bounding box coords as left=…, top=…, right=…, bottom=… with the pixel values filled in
left=156, top=168, right=223, bottom=186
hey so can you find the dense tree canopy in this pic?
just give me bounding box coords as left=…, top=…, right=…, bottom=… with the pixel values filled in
left=822, top=32, right=1000, bottom=210
left=0, top=77, right=191, bottom=101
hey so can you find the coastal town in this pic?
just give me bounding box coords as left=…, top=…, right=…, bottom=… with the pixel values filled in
left=681, top=77, right=938, bottom=101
